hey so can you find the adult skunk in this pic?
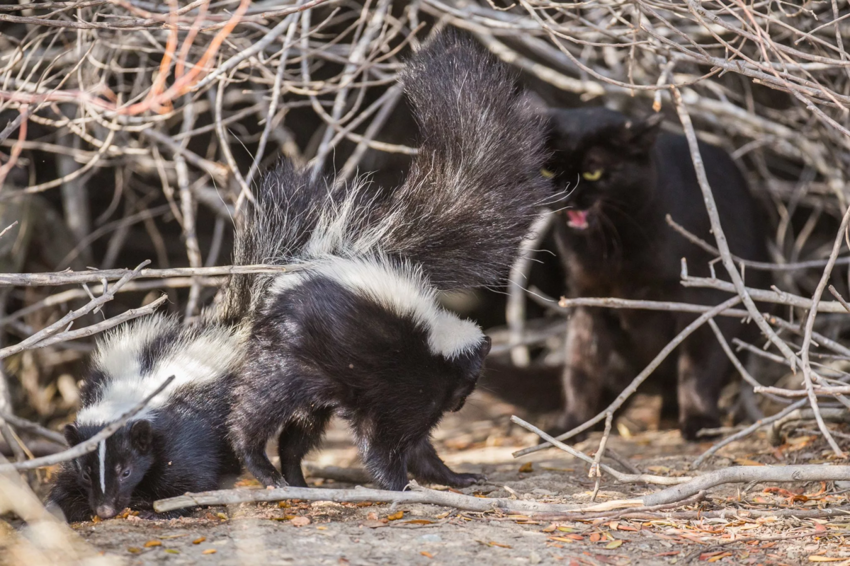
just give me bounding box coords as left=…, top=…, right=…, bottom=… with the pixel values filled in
left=47, top=315, right=243, bottom=521
left=225, top=31, right=549, bottom=490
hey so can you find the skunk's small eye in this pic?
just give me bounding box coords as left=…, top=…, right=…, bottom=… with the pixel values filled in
left=540, top=167, right=555, bottom=179
left=121, top=467, right=132, bottom=479
left=80, top=470, right=91, bottom=484
left=582, top=169, right=603, bottom=181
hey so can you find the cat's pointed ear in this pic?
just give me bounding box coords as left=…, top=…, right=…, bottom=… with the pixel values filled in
left=620, top=113, right=663, bottom=149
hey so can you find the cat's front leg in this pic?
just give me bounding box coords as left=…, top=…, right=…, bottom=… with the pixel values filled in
left=547, top=307, right=617, bottom=441
left=676, top=324, right=731, bottom=440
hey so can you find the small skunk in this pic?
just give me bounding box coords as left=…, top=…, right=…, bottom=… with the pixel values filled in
left=225, top=31, right=549, bottom=490
left=48, top=315, right=243, bottom=521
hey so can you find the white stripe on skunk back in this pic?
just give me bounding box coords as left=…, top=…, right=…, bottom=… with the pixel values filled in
left=270, top=255, right=485, bottom=359
left=77, top=315, right=243, bottom=425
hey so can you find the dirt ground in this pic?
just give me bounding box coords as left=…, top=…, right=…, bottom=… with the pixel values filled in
left=7, top=392, right=850, bottom=566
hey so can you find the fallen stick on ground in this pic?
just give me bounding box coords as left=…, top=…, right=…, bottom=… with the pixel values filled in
left=0, top=375, right=175, bottom=472
left=155, top=461, right=850, bottom=515
left=557, top=506, right=850, bottom=522
left=154, top=482, right=642, bottom=515
left=642, top=464, right=850, bottom=506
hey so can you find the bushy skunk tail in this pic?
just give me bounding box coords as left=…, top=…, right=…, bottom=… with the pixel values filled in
left=215, top=164, right=332, bottom=323
left=375, top=30, right=549, bottom=289
left=217, top=30, right=547, bottom=319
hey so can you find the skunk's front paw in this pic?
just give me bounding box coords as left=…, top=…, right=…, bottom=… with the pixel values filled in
left=138, top=509, right=188, bottom=520
left=447, top=472, right=486, bottom=488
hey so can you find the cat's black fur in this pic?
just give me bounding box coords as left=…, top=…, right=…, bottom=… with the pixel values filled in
left=544, top=107, right=769, bottom=440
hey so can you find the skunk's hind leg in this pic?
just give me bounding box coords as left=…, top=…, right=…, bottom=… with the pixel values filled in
left=277, top=406, right=333, bottom=487
left=407, top=438, right=484, bottom=488
left=229, top=400, right=287, bottom=487
left=232, top=431, right=285, bottom=487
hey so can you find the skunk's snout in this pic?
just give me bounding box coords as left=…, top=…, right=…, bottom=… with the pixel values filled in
left=96, top=504, right=117, bottom=519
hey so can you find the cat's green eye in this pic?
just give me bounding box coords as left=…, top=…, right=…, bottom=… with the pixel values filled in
left=540, top=168, right=555, bottom=179
left=582, top=169, right=603, bottom=181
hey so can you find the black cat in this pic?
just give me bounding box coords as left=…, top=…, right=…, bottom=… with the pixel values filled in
left=543, top=107, right=769, bottom=440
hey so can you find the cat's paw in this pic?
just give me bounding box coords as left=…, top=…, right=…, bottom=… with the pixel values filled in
left=680, top=414, right=721, bottom=441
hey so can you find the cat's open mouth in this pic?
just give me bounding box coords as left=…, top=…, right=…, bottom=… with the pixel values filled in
left=566, top=209, right=590, bottom=230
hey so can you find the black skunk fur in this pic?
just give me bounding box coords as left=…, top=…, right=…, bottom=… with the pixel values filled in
left=226, top=31, right=548, bottom=490
left=47, top=316, right=242, bottom=521
left=542, top=107, right=769, bottom=440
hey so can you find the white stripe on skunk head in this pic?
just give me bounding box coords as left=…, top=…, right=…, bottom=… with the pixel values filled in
left=77, top=314, right=244, bottom=425
left=271, top=255, right=484, bottom=359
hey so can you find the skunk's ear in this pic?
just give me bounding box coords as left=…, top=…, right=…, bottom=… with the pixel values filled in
left=478, top=335, right=493, bottom=359
left=466, top=336, right=492, bottom=377
left=619, top=112, right=663, bottom=150
left=64, top=423, right=81, bottom=447
left=130, top=420, right=152, bottom=453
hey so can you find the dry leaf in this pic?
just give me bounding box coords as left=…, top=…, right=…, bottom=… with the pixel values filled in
left=487, top=541, right=512, bottom=548
left=290, top=516, right=311, bottom=527
left=164, top=549, right=180, bottom=555
left=542, top=524, right=557, bottom=533
left=707, top=552, right=732, bottom=562
left=193, top=537, right=206, bottom=545
left=387, top=511, right=405, bottom=521
left=548, top=537, right=578, bottom=543
left=91, top=516, right=101, bottom=524
left=144, top=540, right=161, bottom=548
left=734, top=458, right=764, bottom=466
left=403, top=520, right=434, bottom=525
left=590, top=533, right=601, bottom=543
left=421, top=551, right=434, bottom=559
left=367, top=512, right=379, bottom=521
left=202, top=549, right=217, bottom=555
left=127, top=547, right=141, bottom=554
left=215, top=512, right=228, bottom=520
left=519, top=462, right=533, bottom=473
left=605, top=540, right=623, bottom=550
left=808, top=557, right=847, bottom=562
